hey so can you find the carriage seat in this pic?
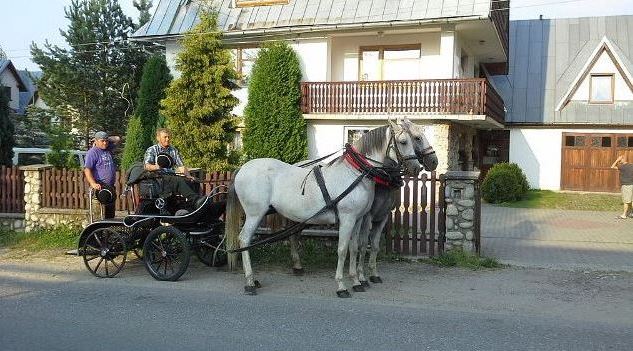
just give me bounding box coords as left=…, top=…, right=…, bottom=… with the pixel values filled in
left=125, top=162, right=189, bottom=215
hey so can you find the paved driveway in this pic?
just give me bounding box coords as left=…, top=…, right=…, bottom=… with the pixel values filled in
left=481, top=205, right=633, bottom=272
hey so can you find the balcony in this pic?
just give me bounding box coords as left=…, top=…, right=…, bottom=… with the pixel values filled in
left=300, top=78, right=505, bottom=126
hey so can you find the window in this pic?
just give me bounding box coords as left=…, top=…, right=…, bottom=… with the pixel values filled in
left=233, top=47, right=259, bottom=84
left=589, top=74, right=614, bottom=103
left=617, top=136, right=633, bottom=148
left=591, top=136, right=611, bottom=147
left=565, top=135, right=585, bottom=147
left=359, top=45, right=421, bottom=81
left=344, top=127, right=371, bottom=144
left=234, top=0, right=288, bottom=7
left=2, top=86, right=10, bottom=100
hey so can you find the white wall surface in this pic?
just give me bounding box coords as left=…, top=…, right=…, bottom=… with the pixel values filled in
left=570, top=50, right=633, bottom=101
left=0, top=70, right=20, bottom=110
left=510, top=127, right=633, bottom=190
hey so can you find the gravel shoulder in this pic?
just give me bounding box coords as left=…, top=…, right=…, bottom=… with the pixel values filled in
left=1, top=251, right=632, bottom=327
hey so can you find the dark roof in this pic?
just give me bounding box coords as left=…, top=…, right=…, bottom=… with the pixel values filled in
left=133, top=0, right=493, bottom=39
left=490, top=15, right=633, bottom=125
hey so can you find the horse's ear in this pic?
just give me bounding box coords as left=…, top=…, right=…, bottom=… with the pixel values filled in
left=388, top=119, right=399, bottom=131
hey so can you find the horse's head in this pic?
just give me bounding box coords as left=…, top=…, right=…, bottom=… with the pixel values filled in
left=401, top=117, right=438, bottom=172
left=387, top=120, right=423, bottom=176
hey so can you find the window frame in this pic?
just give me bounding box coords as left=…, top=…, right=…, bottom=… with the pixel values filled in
left=588, top=73, right=615, bottom=104
left=234, top=0, right=288, bottom=7
left=359, top=44, right=422, bottom=81
left=344, top=126, right=372, bottom=145
left=234, top=46, right=259, bottom=85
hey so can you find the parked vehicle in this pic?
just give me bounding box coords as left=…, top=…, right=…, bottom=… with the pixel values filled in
left=11, top=147, right=86, bottom=167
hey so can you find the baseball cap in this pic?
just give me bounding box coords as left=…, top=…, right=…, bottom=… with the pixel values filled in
left=94, top=131, right=109, bottom=140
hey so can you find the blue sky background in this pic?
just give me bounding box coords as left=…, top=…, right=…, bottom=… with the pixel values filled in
left=2, top=0, right=633, bottom=71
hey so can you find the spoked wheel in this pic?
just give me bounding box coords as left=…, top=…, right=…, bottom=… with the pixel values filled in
left=143, top=226, right=190, bottom=281
left=82, top=228, right=127, bottom=278
left=195, top=234, right=227, bottom=267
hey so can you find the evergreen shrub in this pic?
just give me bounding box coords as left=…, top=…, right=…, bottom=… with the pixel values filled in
left=481, top=162, right=529, bottom=203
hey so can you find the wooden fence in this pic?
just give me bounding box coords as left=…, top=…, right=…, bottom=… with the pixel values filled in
left=0, top=166, right=25, bottom=213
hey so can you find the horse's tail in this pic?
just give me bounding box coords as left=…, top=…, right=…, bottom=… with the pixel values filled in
left=225, top=171, right=243, bottom=270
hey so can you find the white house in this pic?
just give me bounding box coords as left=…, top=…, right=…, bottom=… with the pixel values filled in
left=132, top=0, right=510, bottom=175
left=490, top=15, right=633, bottom=192
left=0, top=59, right=28, bottom=113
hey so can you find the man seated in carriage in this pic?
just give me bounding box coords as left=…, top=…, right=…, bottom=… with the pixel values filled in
left=143, top=128, right=206, bottom=210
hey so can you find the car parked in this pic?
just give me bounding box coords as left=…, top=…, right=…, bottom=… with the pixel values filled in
left=11, top=147, right=87, bottom=167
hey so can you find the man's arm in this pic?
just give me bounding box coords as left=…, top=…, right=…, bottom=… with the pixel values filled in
left=83, top=168, right=101, bottom=190
left=143, top=145, right=161, bottom=171
left=611, top=156, right=623, bottom=169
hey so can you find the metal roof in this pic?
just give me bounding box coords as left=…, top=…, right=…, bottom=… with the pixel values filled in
left=490, top=15, right=633, bottom=125
left=133, top=0, right=492, bottom=39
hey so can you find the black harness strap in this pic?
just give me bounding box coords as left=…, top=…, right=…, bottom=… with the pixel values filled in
left=313, top=165, right=339, bottom=224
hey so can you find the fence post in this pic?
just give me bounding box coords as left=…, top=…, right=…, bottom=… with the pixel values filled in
left=442, top=171, right=481, bottom=253
left=20, top=165, right=52, bottom=232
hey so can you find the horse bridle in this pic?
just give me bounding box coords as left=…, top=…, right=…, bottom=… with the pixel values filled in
left=388, top=124, right=435, bottom=168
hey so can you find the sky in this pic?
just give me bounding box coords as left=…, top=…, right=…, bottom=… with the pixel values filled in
left=1, top=0, right=633, bottom=71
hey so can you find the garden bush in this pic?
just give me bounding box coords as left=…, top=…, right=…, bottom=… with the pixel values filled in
left=481, top=162, right=529, bottom=203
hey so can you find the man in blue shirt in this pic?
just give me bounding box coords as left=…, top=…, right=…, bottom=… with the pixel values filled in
left=144, top=128, right=203, bottom=208
left=84, top=131, right=120, bottom=219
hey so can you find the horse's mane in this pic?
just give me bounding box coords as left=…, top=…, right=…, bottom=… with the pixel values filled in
left=353, top=125, right=389, bottom=155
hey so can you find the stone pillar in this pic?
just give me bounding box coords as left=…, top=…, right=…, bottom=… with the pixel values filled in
left=20, top=165, right=51, bottom=232
left=442, top=171, right=480, bottom=253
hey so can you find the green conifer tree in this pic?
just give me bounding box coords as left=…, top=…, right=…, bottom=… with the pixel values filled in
left=121, top=54, right=171, bottom=170
left=242, top=41, right=307, bottom=163
left=161, top=10, right=239, bottom=171
left=0, top=86, right=15, bottom=166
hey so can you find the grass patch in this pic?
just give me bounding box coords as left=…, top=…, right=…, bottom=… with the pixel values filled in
left=250, top=239, right=339, bottom=269
left=422, top=250, right=501, bottom=270
left=495, top=189, right=621, bottom=212
left=0, top=226, right=80, bottom=251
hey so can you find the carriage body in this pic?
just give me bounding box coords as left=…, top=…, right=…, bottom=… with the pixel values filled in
left=78, top=173, right=228, bottom=281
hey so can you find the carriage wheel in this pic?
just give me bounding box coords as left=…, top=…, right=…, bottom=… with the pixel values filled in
left=143, top=226, right=190, bottom=281
left=195, top=235, right=227, bottom=267
left=82, top=228, right=127, bottom=278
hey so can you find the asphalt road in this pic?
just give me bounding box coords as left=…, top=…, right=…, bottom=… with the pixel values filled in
left=1, top=258, right=632, bottom=351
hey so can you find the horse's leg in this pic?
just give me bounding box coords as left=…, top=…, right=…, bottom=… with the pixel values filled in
left=289, top=233, right=304, bottom=275
left=335, top=217, right=359, bottom=298
left=240, top=214, right=265, bottom=295
left=356, top=214, right=372, bottom=288
left=368, top=215, right=389, bottom=283
left=348, top=217, right=365, bottom=292
left=357, top=219, right=370, bottom=284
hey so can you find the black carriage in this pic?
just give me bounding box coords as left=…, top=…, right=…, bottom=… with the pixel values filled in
left=78, top=167, right=228, bottom=281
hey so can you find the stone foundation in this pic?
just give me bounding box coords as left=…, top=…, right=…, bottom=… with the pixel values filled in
left=442, top=171, right=480, bottom=253
left=0, top=213, right=25, bottom=230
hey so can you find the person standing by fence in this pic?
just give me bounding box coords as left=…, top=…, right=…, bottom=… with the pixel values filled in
left=84, top=131, right=120, bottom=219
left=611, top=154, right=633, bottom=219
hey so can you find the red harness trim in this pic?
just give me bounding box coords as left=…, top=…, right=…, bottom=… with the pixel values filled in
left=343, top=145, right=391, bottom=186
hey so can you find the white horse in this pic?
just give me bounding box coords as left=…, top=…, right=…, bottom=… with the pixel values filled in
left=289, top=119, right=437, bottom=291
left=226, top=120, right=428, bottom=297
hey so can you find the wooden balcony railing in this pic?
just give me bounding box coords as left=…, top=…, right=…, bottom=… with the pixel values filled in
left=300, top=78, right=505, bottom=125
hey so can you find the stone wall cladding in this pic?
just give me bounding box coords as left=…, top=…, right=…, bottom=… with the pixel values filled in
left=443, top=171, right=480, bottom=253
left=0, top=214, right=25, bottom=230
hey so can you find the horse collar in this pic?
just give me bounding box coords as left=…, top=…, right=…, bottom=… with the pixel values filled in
left=343, top=144, right=394, bottom=187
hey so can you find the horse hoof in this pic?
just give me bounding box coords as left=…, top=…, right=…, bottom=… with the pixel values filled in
left=244, top=285, right=257, bottom=295
left=360, top=280, right=370, bottom=288
left=336, top=290, right=351, bottom=298
left=369, top=276, right=383, bottom=283
left=254, top=280, right=262, bottom=289
left=293, top=268, right=305, bottom=276
left=352, top=285, right=365, bottom=292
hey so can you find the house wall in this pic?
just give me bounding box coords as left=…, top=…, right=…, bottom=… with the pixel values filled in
left=570, top=50, right=633, bottom=101
left=0, top=70, right=20, bottom=110
left=509, top=127, right=633, bottom=190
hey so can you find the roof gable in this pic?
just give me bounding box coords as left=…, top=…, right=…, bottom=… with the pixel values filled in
left=0, top=59, right=27, bottom=91
left=555, top=36, right=633, bottom=111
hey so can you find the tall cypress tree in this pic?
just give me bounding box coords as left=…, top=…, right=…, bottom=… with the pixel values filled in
left=121, top=54, right=171, bottom=170
left=0, top=86, right=15, bottom=166
left=31, top=0, right=148, bottom=148
left=242, top=41, right=306, bottom=163
left=161, top=10, right=239, bottom=171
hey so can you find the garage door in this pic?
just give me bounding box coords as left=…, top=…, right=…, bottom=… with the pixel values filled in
left=561, top=133, right=633, bottom=192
